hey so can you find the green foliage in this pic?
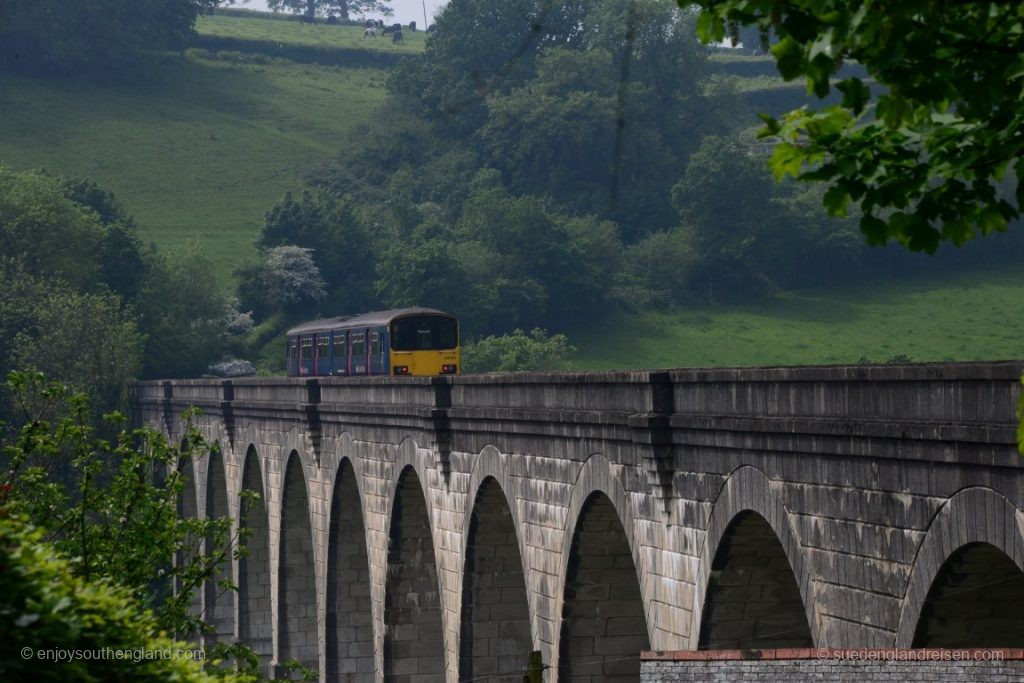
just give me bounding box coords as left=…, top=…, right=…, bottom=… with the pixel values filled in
left=0, top=511, right=222, bottom=683
left=0, top=0, right=204, bottom=72
left=455, top=184, right=613, bottom=331
left=462, top=329, right=576, bottom=373
left=0, top=167, right=105, bottom=290
left=389, top=0, right=726, bottom=240
left=0, top=372, right=257, bottom=681
left=671, top=135, right=862, bottom=298
left=374, top=240, right=482, bottom=322
left=259, top=190, right=377, bottom=315
left=267, top=0, right=392, bottom=20
left=136, top=243, right=228, bottom=379
left=6, top=276, right=143, bottom=416
left=694, top=0, right=1024, bottom=252
left=615, top=229, right=695, bottom=307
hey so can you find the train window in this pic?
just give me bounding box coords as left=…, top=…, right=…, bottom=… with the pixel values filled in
left=371, top=331, right=382, bottom=354
left=301, top=338, right=313, bottom=352
left=289, top=339, right=297, bottom=354
left=317, top=335, right=329, bottom=358
left=351, top=332, right=365, bottom=357
left=390, top=316, right=458, bottom=351
left=332, top=333, right=346, bottom=357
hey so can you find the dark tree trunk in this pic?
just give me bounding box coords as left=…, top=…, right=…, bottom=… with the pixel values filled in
left=306, top=0, right=316, bottom=19
left=339, top=0, right=349, bottom=20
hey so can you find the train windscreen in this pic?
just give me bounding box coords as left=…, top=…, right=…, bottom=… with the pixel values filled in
left=390, top=316, right=458, bottom=351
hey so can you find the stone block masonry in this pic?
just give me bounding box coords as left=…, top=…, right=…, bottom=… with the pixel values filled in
left=131, top=361, right=1024, bottom=682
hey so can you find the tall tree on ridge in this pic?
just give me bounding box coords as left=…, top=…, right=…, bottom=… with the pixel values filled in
left=267, top=0, right=392, bottom=20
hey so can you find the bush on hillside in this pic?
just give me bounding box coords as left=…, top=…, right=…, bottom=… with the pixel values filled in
left=461, top=329, right=575, bottom=373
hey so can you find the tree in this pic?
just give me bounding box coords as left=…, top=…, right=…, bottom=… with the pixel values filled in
left=266, top=0, right=391, bottom=20
left=0, top=0, right=205, bottom=71
left=461, top=328, right=576, bottom=373
left=58, top=176, right=148, bottom=301
left=456, top=183, right=612, bottom=331
left=0, top=373, right=261, bottom=680
left=0, top=511, right=223, bottom=683
left=258, top=246, right=327, bottom=307
left=0, top=167, right=104, bottom=290
left=260, top=190, right=378, bottom=315
left=0, top=261, right=142, bottom=418
left=693, top=0, right=1024, bottom=253
left=135, top=244, right=228, bottom=379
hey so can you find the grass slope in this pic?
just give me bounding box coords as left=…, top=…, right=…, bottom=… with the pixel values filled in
left=570, top=264, right=1024, bottom=369
left=0, top=18, right=393, bottom=280
left=196, top=14, right=428, bottom=54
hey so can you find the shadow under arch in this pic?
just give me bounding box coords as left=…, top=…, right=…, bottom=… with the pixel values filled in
left=278, top=450, right=318, bottom=673
left=896, top=486, right=1024, bottom=647
left=239, top=445, right=272, bottom=672
left=326, top=456, right=374, bottom=682
left=555, top=453, right=649, bottom=682
left=690, top=466, right=819, bottom=650
left=204, top=442, right=234, bottom=643
left=383, top=463, right=446, bottom=681
left=176, top=449, right=202, bottom=635
left=698, top=511, right=814, bottom=649
left=459, top=462, right=533, bottom=681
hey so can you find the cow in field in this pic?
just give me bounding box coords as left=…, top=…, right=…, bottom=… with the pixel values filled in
left=363, top=27, right=377, bottom=38
left=326, top=15, right=338, bottom=24
left=391, top=28, right=403, bottom=44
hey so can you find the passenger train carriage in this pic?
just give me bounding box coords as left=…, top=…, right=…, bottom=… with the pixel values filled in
left=285, top=308, right=460, bottom=377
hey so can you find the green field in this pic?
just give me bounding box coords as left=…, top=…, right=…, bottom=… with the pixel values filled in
left=570, top=264, right=1024, bottom=369
left=196, top=14, right=428, bottom=54
left=0, top=25, right=392, bottom=279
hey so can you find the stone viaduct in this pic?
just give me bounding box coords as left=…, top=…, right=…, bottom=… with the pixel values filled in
left=130, top=361, right=1024, bottom=682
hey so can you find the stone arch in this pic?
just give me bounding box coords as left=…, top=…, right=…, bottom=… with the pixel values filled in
left=896, top=486, right=1024, bottom=647
left=278, top=450, right=318, bottom=673
left=239, top=446, right=272, bottom=671
left=459, top=469, right=533, bottom=681
left=690, top=466, right=819, bottom=650
left=326, top=456, right=374, bottom=682
left=204, top=443, right=234, bottom=643
left=556, top=454, right=649, bottom=682
left=384, top=463, right=445, bottom=682
left=697, top=511, right=814, bottom=649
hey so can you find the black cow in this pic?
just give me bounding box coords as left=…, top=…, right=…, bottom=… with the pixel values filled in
left=392, top=28, right=404, bottom=43
left=408, top=21, right=416, bottom=31
left=326, top=15, right=337, bottom=24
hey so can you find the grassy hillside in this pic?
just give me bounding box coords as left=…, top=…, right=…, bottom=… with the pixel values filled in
left=569, top=264, right=1024, bottom=369
left=0, top=18, right=395, bottom=280
left=196, top=14, right=428, bottom=54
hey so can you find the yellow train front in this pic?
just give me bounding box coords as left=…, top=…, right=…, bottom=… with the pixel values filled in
left=286, top=307, right=460, bottom=377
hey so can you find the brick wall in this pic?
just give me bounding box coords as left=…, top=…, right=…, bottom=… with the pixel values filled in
left=641, top=649, right=1024, bottom=682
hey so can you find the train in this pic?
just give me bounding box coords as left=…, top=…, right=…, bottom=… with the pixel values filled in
left=285, top=307, right=460, bottom=377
